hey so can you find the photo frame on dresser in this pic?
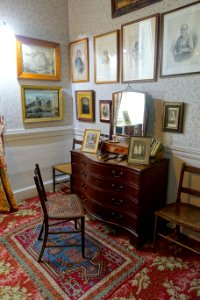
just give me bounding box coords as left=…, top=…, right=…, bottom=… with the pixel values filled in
left=162, top=102, right=184, bottom=133
left=69, top=38, right=89, bottom=83
left=122, top=14, right=159, bottom=82
left=75, top=90, right=95, bottom=122
left=82, top=129, right=101, bottom=154
left=161, top=1, right=200, bottom=77
left=94, top=30, right=119, bottom=84
left=128, top=136, right=151, bottom=165
left=16, top=35, right=61, bottom=80
left=21, top=85, right=63, bottom=123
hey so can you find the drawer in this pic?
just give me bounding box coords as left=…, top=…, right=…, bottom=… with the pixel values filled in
left=85, top=200, right=137, bottom=231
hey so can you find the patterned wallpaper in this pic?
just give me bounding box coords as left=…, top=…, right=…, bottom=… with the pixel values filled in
left=0, top=0, right=72, bottom=131
left=68, top=0, right=200, bottom=151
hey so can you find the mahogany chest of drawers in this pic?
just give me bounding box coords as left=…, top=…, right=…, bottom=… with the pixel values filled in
left=71, top=149, right=169, bottom=247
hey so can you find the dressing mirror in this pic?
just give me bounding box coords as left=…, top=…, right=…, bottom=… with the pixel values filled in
left=111, top=88, right=149, bottom=138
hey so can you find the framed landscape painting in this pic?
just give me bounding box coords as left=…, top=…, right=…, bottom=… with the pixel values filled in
left=21, top=85, right=62, bottom=123
left=16, top=35, right=61, bottom=80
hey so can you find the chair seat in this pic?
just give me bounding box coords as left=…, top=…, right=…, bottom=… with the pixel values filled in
left=53, top=162, right=72, bottom=174
left=156, top=203, right=200, bottom=232
left=46, top=193, right=84, bottom=219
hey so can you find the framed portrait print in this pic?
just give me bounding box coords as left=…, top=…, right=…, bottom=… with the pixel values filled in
left=21, top=85, right=62, bottom=123
left=99, top=100, right=112, bottom=123
left=70, top=38, right=89, bottom=83
left=128, top=136, right=151, bottom=165
left=82, top=129, right=101, bottom=154
left=76, top=90, right=95, bottom=122
left=16, top=35, right=61, bottom=80
left=111, top=0, right=162, bottom=18
left=94, top=30, right=119, bottom=83
left=161, top=1, right=200, bottom=77
left=162, top=102, right=184, bottom=133
left=122, top=14, right=158, bottom=83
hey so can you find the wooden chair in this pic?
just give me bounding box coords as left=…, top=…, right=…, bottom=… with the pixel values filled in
left=34, top=164, right=85, bottom=262
left=52, top=138, right=82, bottom=192
left=153, top=162, right=200, bottom=255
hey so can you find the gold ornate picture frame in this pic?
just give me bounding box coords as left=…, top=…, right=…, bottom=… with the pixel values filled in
left=75, top=90, right=95, bottom=122
left=21, top=85, right=62, bottom=123
left=16, top=35, right=61, bottom=80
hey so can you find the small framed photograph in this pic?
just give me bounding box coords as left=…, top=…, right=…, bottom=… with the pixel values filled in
left=82, top=129, right=101, bottom=154
left=75, top=90, right=95, bottom=122
left=99, top=100, right=112, bottom=123
left=21, top=85, right=62, bottom=123
left=122, top=14, right=159, bottom=82
left=128, top=136, right=152, bottom=165
left=161, top=1, right=200, bottom=77
left=111, top=0, right=163, bottom=18
left=69, top=38, right=89, bottom=83
left=94, top=30, right=119, bottom=83
left=162, top=102, right=184, bottom=133
left=16, top=35, right=61, bottom=80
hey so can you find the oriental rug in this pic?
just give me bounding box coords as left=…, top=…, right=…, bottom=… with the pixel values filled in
left=0, top=194, right=200, bottom=299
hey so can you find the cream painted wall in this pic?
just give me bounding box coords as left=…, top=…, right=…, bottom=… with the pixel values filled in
left=0, top=0, right=73, bottom=200
left=68, top=0, right=200, bottom=203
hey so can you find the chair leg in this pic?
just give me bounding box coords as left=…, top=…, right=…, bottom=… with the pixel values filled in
left=153, top=214, right=158, bottom=252
left=38, top=221, right=44, bottom=240
left=38, top=221, right=48, bottom=262
left=81, top=217, right=85, bottom=258
left=53, top=168, right=56, bottom=192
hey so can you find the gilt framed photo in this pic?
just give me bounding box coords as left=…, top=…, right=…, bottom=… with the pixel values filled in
left=82, top=129, right=101, bottom=154
left=161, top=1, right=200, bottom=77
left=94, top=30, right=119, bottom=83
left=162, top=102, right=184, bottom=133
left=76, top=90, right=95, bottom=122
left=99, top=100, right=112, bottom=123
left=21, top=85, right=62, bottom=123
left=128, top=136, right=151, bottom=165
left=70, top=38, right=89, bottom=83
left=122, top=14, right=158, bottom=82
left=111, top=0, right=162, bottom=18
left=16, top=35, right=61, bottom=80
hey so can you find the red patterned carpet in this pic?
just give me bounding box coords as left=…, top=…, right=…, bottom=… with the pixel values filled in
left=0, top=194, right=200, bottom=299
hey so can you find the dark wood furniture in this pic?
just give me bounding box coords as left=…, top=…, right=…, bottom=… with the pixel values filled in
left=153, top=163, right=200, bottom=255
left=71, top=149, right=169, bottom=247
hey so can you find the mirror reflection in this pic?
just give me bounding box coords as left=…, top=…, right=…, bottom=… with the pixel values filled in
left=111, top=89, right=148, bottom=137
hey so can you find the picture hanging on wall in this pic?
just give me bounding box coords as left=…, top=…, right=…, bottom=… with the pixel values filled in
left=94, top=30, right=119, bottom=84
left=70, top=38, right=89, bottom=83
left=16, top=35, right=61, bottom=80
left=122, top=14, right=159, bottom=83
left=21, top=85, right=63, bottom=123
left=99, top=100, right=112, bottom=123
left=75, top=90, right=95, bottom=122
left=111, top=0, right=163, bottom=18
left=161, top=1, right=200, bottom=77
left=162, top=102, right=184, bottom=133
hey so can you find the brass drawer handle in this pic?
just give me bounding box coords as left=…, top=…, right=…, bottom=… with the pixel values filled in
left=112, top=170, right=123, bottom=178
left=111, top=198, right=124, bottom=206
left=111, top=212, right=123, bottom=220
left=111, top=183, right=123, bottom=192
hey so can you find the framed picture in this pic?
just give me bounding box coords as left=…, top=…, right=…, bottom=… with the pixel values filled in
left=21, top=85, right=62, bottom=123
left=16, top=35, right=61, bottom=80
left=128, top=136, right=151, bottom=165
left=76, top=90, right=95, bottom=122
left=82, top=129, right=101, bottom=154
left=111, top=0, right=162, bottom=18
left=122, top=14, right=158, bottom=82
left=69, top=38, right=89, bottom=83
left=99, top=100, right=112, bottom=123
left=162, top=102, right=184, bottom=133
left=94, top=30, right=119, bottom=83
left=161, top=2, right=200, bottom=77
